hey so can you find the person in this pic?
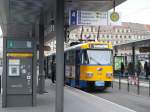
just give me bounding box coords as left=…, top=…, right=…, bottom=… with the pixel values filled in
left=51, top=56, right=56, bottom=83
left=135, top=61, right=142, bottom=76
left=120, top=62, right=125, bottom=77
left=127, top=62, right=134, bottom=84
left=144, top=61, right=149, bottom=79
left=134, top=61, right=142, bottom=85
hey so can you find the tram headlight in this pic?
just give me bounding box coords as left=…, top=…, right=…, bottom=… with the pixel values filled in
left=86, top=72, right=93, bottom=78
left=106, top=73, right=112, bottom=78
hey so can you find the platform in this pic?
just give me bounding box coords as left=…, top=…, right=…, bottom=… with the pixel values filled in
left=0, top=80, right=136, bottom=112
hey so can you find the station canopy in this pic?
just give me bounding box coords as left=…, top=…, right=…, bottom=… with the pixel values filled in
left=114, top=38, right=150, bottom=48
left=114, top=38, right=150, bottom=53
left=0, top=0, right=126, bottom=41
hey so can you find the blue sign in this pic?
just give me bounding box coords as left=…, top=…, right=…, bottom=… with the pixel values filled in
left=95, top=81, right=105, bottom=87
left=70, top=10, right=77, bottom=25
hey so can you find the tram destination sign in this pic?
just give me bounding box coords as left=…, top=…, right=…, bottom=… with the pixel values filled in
left=91, top=44, right=108, bottom=49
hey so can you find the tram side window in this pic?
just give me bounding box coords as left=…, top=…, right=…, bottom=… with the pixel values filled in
left=65, top=52, right=70, bottom=64
left=76, top=50, right=82, bottom=64
left=81, top=50, right=89, bottom=64
left=66, top=50, right=75, bottom=65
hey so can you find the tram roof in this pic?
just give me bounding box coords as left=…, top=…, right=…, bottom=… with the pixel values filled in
left=48, top=41, right=112, bottom=56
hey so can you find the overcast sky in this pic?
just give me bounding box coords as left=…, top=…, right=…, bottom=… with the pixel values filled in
left=115, top=0, right=150, bottom=24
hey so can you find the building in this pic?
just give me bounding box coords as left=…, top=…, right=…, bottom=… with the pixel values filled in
left=69, top=22, right=150, bottom=45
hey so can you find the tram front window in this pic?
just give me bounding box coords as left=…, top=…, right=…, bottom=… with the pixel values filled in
left=83, top=50, right=112, bottom=65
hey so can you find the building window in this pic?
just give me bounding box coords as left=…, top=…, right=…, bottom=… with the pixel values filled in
left=124, top=35, right=126, bottom=39
left=107, top=35, right=109, bottom=38
left=124, top=29, right=126, bottom=33
left=91, top=27, right=93, bottom=32
left=128, top=29, right=131, bottom=33
left=129, top=35, right=131, bottom=39
left=120, top=35, right=122, bottom=39
left=86, top=28, right=89, bottom=32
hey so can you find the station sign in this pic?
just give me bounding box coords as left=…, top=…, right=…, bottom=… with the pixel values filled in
left=70, top=10, right=108, bottom=26
left=69, top=10, right=121, bottom=26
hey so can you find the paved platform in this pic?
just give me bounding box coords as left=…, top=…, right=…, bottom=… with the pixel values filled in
left=0, top=80, right=136, bottom=112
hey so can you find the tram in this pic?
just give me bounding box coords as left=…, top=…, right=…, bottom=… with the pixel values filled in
left=46, top=42, right=113, bottom=90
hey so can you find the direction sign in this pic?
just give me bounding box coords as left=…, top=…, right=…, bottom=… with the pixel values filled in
left=77, top=11, right=108, bottom=26
left=70, top=10, right=108, bottom=26
left=69, top=10, right=121, bottom=26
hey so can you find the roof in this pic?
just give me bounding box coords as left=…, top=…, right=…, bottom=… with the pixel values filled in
left=114, top=38, right=150, bottom=48
left=0, top=0, right=126, bottom=41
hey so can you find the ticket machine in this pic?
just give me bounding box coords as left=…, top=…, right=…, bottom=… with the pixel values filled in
left=2, top=37, right=37, bottom=107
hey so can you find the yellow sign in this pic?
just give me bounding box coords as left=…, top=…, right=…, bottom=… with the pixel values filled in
left=110, top=12, right=119, bottom=22
left=7, top=53, right=33, bottom=57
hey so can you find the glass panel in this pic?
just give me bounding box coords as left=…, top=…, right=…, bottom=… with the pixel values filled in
left=84, top=50, right=112, bottom=65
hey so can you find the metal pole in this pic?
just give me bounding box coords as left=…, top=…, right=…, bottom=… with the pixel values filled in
left=38, top=11, right=45, bottom=94
left=0, top=75, right=1, bottom=94
left=80, top=26, right=84, bottom=41
left=111, top=80, right=113, bottom=88
left=132, top=46, right=135, bottom=75
left=137, top=75, right=140, bottom=95
left=149, top=78, right=150, bottom=97
left=127, top=76, right=130, bottom=92
left=56, top=0, right=64, bottom=112
left=96, top=26, right=100, bottom=41
left=119, top=74, right=121, bottom=90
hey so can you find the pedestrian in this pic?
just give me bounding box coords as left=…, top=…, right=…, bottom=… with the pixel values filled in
left=134, top=61, right=142, bottom=85
left=127, top=62, right=134, bottom=84
left=120, top=62, right=125, bottom=77
left=144, top=61, right=149, bottom=79
left=51, top=56, right=56, bottom=83
left=135, top=61, right=142, bottom=76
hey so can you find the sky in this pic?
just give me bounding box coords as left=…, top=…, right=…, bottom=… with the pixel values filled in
left=115, top=0, right=150, bottom=24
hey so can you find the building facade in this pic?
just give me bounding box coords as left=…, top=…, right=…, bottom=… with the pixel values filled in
left=69, top=22, right=150, bottom=45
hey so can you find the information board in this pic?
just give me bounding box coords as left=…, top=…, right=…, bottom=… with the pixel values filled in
left=69, top=10, right=121, bottom=26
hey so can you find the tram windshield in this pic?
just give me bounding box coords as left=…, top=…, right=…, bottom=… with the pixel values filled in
left=82, top=50, right=112, bottom=65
